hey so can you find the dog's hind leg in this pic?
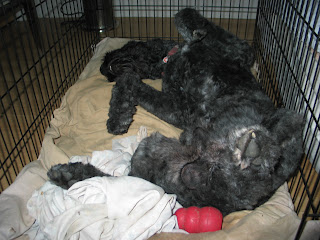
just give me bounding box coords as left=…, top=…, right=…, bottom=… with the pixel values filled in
left=48, top=162, right=110, bottom=189
left=107, top=72, right=138, bottom=135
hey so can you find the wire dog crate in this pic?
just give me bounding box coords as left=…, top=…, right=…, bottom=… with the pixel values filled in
left=254, top=0, right=320, bottom=238
left=0, top=0, right=319, bottom=239
left=0, top=0, right=100, bottom=190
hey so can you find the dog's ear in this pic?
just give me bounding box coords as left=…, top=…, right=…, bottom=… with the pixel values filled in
left=264, top=108, right=304, bottom=177
left=181, top=162, right=208, bottom=189
left=266, top=108, right=304, bottom=145
left=100, top=59, right=110, bottom=77
left=270, top=108, right=305, bottom=181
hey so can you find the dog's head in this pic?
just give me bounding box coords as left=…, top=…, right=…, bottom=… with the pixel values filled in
left=100, top=56, right=138, bottom=82
left=180, top=107, right=304, bottom=195
left=174, top=8, right=255, bottom=69
left=174, top=8, right=208, bottom=43
left=100, top=41, right=154, bottom=82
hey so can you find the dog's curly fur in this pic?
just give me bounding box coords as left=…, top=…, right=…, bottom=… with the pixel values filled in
left=100, top=38, right=178, bottom=82
left=100, top=38, right=178, bottom=134
left=48, top=8, right=303, bottom=215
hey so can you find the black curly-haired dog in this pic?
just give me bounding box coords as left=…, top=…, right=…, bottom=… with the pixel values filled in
left=48, top=8, right=303, bottom=215
left=100, top=38, right=179, bottom=134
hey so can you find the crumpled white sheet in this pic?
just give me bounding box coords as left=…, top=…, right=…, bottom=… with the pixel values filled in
left=26, top=127, right=183, bottom=240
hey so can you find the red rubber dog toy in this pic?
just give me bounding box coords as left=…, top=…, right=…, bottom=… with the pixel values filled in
left=175, top=206, right=223, bottom=233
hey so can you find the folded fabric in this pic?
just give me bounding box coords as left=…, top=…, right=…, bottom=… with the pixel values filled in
left=27, top=177, right=180, bottom=240
left=0, top=160, right=48, bottom=240
left=26, top=127, right=183, bottom=240
left=148, top=183, right=320, bottom=240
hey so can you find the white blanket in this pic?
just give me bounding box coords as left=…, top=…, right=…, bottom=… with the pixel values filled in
left=25, top=127, right=183, bottom=240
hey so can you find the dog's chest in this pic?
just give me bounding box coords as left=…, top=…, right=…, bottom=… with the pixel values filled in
left=164, top=51, right=221, bottom=97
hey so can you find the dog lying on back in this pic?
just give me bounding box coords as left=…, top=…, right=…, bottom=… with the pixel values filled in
left=48, top=8, right=303, bottom=215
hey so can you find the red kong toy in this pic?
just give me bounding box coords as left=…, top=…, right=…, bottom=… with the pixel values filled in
left=175, top=206, right=223, bottom=233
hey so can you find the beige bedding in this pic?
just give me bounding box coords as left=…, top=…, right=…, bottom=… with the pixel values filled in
left=0, top=37, right=319, bottom=240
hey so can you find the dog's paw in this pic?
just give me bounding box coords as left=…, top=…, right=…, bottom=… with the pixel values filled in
left=107, top=97, right=137, bottom=135
left=48, top=163, right=108, bottom=189
left=47, top=163, right=80, bottom=189
left=107, top=115, right=133, bottom=135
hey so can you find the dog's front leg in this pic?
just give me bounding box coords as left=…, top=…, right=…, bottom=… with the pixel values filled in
left=107, top=72, right=138, bottom=135
left=132, top=81, right=186, bottom=128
